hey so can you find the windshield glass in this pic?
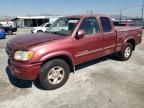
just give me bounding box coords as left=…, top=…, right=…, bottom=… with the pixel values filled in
left=46, top=17, right=80, bottom=36
left=40, top=23, right=45, bottom=27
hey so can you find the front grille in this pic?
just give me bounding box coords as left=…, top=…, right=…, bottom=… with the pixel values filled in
left=6, top=46, right=14, bottom=59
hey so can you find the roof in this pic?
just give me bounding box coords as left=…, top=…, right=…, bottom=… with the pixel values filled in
left=11, top=14, right=111, bottom=21
left=64, top=14, right=111, bottom=18
left=12, top=15, right=63, bottom=20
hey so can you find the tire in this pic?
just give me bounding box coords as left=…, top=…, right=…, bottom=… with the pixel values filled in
left=38, top=59, right=70, bottom=90
left=8, top=30, right=13, bottom=35
left=37, top=30, right=43, bottom=33
left=118, top=43, right=133, bottom=61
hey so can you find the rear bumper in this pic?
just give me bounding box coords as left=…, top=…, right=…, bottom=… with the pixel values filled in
left=31, top=29, right=34, bottom=33
left=8, top=59, right=42, bottom=80
left=12, top=28, right=17, bottom=32
left=31, top=29, right=37, bottom=33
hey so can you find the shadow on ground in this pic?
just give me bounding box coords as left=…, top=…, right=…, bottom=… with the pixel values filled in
left=0, top=38, right=6, bottom=40
left=5, top=66, right=46, bottom=90
left=5, top=54, right=120, bottom=90
left=6, top=66, right=33, bottom=88
left=75, top=54, right=120, bottom=71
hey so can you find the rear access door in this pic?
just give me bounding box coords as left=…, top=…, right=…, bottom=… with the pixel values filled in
left=100, top=17, right=117, bottom=56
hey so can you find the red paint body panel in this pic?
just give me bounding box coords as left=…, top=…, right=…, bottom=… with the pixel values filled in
left=6, top=15, right=142, bottom=80
left=73, top=33, right=103, bottom=64
left=8, top=59, right=42, bottom=80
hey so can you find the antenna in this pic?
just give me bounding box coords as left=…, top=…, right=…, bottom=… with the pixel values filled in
left=120, top=10, right=122, bottom=23
left=141, top=0, right=144, bottom=20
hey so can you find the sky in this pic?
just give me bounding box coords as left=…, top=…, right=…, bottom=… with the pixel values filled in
left=0, top=0, right=142, bottom=17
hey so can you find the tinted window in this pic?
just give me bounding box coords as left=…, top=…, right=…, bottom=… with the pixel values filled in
left=46, top=24, right=51, bottom=27
left=79, top=17, right=100, bottom=35
left=100, top=17, right=112, bottom=32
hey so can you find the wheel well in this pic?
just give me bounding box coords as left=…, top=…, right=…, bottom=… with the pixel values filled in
left=127, top=39, right=135, bottom=51
left=37, top=30, right=43, bottom=32
left=41, top=55, right=74, bottom=73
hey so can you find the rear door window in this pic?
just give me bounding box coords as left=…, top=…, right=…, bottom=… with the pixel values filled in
left=100, top=17, right=112, bottom=32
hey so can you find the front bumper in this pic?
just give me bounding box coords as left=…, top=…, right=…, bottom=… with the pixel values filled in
left=31, top=29, right=34, bottom=33
left=31, top=29, right=37, bottom=33
left=8, top=59, right=42, bottom=80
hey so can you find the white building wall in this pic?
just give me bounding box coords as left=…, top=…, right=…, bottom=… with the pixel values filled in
left=13, top=16, right=62, bottom=27
left=15, top=19, right=24, bottom=28
left=49, top=18, right=59, bottom=24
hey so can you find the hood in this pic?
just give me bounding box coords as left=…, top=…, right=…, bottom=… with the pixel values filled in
left=7, top=33, right=65, bottom=50
left=32, top=27, right=36, bottom=29
left=33, top=26, right=41, bottom=29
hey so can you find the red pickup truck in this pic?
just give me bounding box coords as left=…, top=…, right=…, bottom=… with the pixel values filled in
left=6, top=15, right=142, bottom=90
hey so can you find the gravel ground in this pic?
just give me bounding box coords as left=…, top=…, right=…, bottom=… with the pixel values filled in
left=0, top=29, right=144, bottom=108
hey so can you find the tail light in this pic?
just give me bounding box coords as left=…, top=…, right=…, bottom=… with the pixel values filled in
left=138, top=29, right=142, bottom=34
left=137, top=29, right=142, bottom=38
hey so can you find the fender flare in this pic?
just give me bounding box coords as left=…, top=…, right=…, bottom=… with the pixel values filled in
left=121, top=36, right=136, bottom=51
left=39, top=51, right=75, bottom=72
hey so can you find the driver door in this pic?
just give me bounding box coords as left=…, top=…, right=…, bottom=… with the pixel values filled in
left=73, top=17, right=103, bottom=64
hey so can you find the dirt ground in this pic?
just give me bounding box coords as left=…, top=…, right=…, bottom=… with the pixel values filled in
left=0, top=29, right=144, bottom=108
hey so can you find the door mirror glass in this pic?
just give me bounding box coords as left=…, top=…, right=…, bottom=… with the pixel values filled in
left=76, top=29, right=85, bottom=39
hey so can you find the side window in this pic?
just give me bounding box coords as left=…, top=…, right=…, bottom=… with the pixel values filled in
left=100, top=17, right=112, bottom=32
left=79, top=17, right=100, bottom=35
left=46, top=24, right=51, bottom=27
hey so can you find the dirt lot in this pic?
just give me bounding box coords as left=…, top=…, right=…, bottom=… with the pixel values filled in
left=0, top=29, right=144, bottom=108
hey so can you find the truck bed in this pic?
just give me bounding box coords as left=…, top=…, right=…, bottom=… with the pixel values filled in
left=115, top=26, right=142, bottom=47
left=115, top=26, right=141, bottom=32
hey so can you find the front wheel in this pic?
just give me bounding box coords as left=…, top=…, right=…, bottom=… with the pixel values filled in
left=37, top=30, right=43, bottom=33
left=117, top=43, right=133, bottom=61
left=38, top=59, right=70, bottom=90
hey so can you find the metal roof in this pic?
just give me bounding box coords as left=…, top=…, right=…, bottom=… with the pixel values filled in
left=12, top=15, right=63, bottom=20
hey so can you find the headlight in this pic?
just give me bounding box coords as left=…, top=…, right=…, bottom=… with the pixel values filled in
left=14, top=51, right=33, bottom=61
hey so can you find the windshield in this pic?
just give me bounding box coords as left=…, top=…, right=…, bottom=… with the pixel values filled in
left=46, top=17, right=80, bottom=36
left=40, top=23, right=46, bottom=27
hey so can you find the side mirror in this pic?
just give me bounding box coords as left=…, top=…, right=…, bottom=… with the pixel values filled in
left=76, top=29, right=85, bottom=39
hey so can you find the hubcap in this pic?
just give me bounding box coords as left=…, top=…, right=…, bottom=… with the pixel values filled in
left=124, top=46, right=131, bottom=58
left=47, top=66, right=65, bottom=85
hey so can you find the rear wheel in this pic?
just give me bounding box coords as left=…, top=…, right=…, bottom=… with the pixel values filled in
left=38, top=59, right=70, bottom=90
left=37, top=30, right=43, bottom=33
left=7, top=30, right=13, bottom=35
left=118, top=43, right=133, bottom=61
